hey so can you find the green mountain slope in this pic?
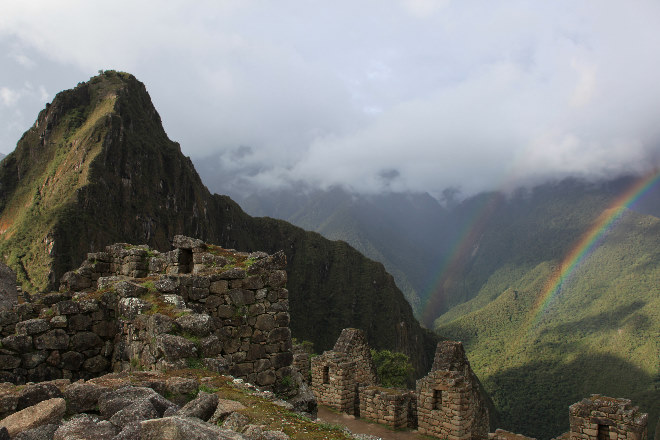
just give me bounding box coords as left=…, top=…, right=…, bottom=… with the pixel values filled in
left=0, top=71, right=437, bottom=377
left=435, top=206, right=660, bottom=439
left=234, top=187, right=450, bottom=314
left=235, top=177, right=659, bottom=438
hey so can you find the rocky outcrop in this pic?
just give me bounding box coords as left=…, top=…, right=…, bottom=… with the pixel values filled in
left=0, top=371, right=310, bottom=440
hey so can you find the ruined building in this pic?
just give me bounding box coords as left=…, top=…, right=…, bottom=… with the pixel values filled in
left=311, top=328, right=490, bottom=440
left=416, top=340, right=490, bottom=439
left=569, top=395, right=648, bottom=440
left=0, top=236, right=295, bottom=392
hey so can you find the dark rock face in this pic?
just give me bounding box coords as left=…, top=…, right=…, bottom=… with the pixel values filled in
left=0, top=71, right=437, bottom=377
left=0, top=264, right=17, bottom=311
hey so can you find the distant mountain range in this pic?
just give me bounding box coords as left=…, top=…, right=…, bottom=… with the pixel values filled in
left=206, top=176, right=660, bottom=439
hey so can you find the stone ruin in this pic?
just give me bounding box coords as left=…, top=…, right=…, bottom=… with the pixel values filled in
left=310, top=328, right=490, bottom=439
left=569, top=395, right=648, bottom=440
left=310, top=328, right=379, bottom=416
left=0, top=236, right=297, bottom=394
left=310, top=329, right=651, bottom=440
left=416, top=340, right=490, bottom=439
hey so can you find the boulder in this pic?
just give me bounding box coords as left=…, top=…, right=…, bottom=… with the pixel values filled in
left=140, top=416, right=246, bottom=440
left=109, top=399, right=159, bottom=429
left=16, top=383, right=63, bottom=410
left=64, top=381, right=108, bottom=414
left=114, top=281, right=148, bottom=298
left=53, top=414, right=117, bottom=440
left=0, top=398, right=65, bottom=437
left=223, top=411, right=250, bottom=433
left=209, top=399, right=246, bottom=424
left=118, top=297, right=151, bottom=319
left=13, top=424, right=59, bottom=440
left=176, top=391, right=218, bottom=421
left=98, top=386, right=176, bottom=419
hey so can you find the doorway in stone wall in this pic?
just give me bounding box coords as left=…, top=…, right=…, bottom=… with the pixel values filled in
left=178, top=248, right=193, bottom=273
left=597, top=424, right=610, bottom=440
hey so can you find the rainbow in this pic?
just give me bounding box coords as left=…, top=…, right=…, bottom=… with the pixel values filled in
left=526, top=169, right=660, bottom=331
left=420, top=191, right=505, bottom=327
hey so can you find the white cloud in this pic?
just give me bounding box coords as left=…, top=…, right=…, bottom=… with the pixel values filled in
left=1, top=0, right=660, bottom=194
left=0, top=87, right=20, bottom=106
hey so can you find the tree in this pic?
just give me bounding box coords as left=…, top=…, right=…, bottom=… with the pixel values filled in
left=371, top=349, right=414, bottom=388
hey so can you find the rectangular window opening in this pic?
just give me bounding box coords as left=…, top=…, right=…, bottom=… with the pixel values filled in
left=433, top=389, right=442, bottom=410
left=322, top=366, right=330, bottom=384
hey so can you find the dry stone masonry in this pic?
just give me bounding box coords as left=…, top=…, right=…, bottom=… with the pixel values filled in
left=0, top=236, right=295, bottom=391
left=311, top=329, right=489, bottom=439
left=312, top=329, right=651, bottom=440
left=569, top=395, right=648, bottom=440
left=416, top=340, right=490, bottom=440
left=311, top=328, right=378, bottom=416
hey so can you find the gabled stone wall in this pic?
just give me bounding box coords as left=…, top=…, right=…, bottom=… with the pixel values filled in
left=311, top=329, right=489, bottom=437
left=569, top=395, right=648, bottom=440
left=0, top=236, right=295, bottom=392
left=311, top=328, right=378, bottom=416
left=416, top=341, right=489, bottom=440
left=311, top=351, right=358, bottom=414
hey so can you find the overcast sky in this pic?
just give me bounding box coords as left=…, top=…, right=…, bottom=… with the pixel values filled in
left=2, top=1, right=660, bottom=198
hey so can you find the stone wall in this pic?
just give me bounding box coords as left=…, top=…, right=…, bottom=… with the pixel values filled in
left=569, top=395, right=648, bottom=440
left=311, top=329, right=490, bottom=437
left=416, top=341, right=489, bottom=440
left=292, top=343, right=312, bottom=384
left=332, top=328, right=378, bottom=387
left=359, top=386, right=416, bottom=429
left=311, top=328, right=378, bottom=416
left=0, top=295, right=116, bottom=383
left=0, top=236, right=295, bottom=391
left=311, top=351, right=358, bottom=414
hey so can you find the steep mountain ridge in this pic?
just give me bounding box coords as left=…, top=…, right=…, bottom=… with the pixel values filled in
left=0, top=71, right=437, bottom=376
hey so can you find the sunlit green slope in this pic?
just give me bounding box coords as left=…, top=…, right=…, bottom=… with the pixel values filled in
left=436, top=209, right=660, bottom=439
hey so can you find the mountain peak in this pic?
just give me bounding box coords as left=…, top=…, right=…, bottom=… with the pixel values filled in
left=0, top=72, right=437, bottom=378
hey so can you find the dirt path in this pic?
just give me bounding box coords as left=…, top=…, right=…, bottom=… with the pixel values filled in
left=317, top=406, right=428, bottom=440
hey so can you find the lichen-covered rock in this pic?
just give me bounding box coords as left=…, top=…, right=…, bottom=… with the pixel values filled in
left=13, top=423, right=59, bottom=440
left=223, top=411, right=250, bottom=433
left=0, top=398, right=65, bottom=437
left=114, top=281, right=148, bottom=298
left=140, top=416, right=247, bottom=440
left=176, top=391, right=218, bottom=421
left=154, top=334, right=197, bottom=360
left=64, top=381, right=108, bottom=414
left=14, top=319, right=49, bottom=336
left=98, top=386, right=177, bottom=419
left=175, top=313, right=212, bottom=337
left=16, top=383, right=64, bottom=410
left=109, top=398, right=159, bottom=429
left=53, top=414, right=117, bottom=440
left=209, top=399, right=247, bottom=424
left=118, top=297, right=151, bottom=319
